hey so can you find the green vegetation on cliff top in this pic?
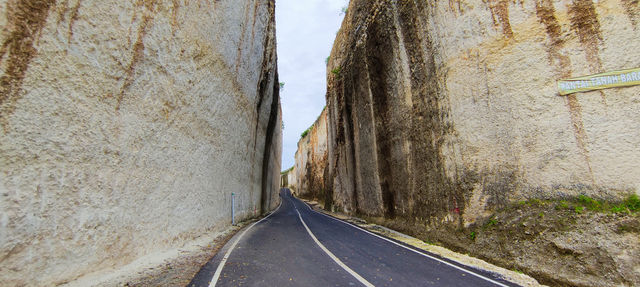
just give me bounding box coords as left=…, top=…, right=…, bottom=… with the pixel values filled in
left=301, top=126, right=313, bottom=138
left=281, top=166, right=293, bottom=174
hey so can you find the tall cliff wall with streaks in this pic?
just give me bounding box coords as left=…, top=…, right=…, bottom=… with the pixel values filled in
left=0, top=0, right=281, bottom=285
left=309, top=0, right=640, bottom=285
left=294, top=107, right=330, bottom=204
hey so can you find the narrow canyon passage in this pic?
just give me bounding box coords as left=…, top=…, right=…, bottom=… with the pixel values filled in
left=188, top=189, right=517, bottom=287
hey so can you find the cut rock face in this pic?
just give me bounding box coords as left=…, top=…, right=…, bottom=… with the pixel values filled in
left=293, top=0, right=640, bottom=286
left=0, top=0, right=281, bottom=285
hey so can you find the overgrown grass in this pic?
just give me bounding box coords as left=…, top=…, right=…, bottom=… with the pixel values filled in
left=520, top=194, right=640, bottom=215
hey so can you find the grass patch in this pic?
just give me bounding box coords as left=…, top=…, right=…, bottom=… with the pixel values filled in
left=512, top=269, right=524, bottom=275
left=578, top=194, right=603, bottom=211
left=483, top=218, right=498, bottom=230
left=517, top=194, right=640, bottom=215
left=623, top=194, right=640, bottom=212
left=555, top=201, right=570, bottom=210
left=331, top=66, right=341, bottom=76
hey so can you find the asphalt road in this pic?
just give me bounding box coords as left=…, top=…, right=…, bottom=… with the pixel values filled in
left=189, top=188, right=519, bottom=287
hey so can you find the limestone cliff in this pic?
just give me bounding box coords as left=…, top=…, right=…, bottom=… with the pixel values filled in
left=295, top=0, right=640, bottom=285
left=326, top=0, right=640, bottom=222
left=0, top=0, right=281, bottom=285
left=293, top=108, right=329, bottom=204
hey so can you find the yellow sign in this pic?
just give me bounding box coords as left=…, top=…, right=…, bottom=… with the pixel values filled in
left=557, top=67, right=640, bottom=95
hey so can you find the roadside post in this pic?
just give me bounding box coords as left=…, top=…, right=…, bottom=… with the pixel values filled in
left=232, top=192, right=236, bottom=226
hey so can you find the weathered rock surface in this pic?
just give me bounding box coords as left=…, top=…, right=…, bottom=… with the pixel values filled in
left=293, top=108, right=330, bottom=205
left=0, top=0, right=281, bottom=285
left=326, top=0, right=640, bottom=222
left=279, top=166, right=296, bottom=191
left=294, top=0, right=640, bottom=285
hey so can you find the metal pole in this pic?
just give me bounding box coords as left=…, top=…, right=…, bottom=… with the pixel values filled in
left=231, top=192, right=235, bottom=226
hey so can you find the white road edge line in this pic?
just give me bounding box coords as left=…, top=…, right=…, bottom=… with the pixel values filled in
left=298, top=199, right=510, bottom=287
left=294, top=207, right=375, bottom=287
left=209, top=199, right=283, bottom=287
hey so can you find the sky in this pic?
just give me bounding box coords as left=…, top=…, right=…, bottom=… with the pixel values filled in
left=276, top=0, right=347, bottom=170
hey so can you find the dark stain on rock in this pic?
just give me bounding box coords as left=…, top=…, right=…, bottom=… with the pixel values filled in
left=342, top=71, right=361, bottom=213
left=0, top=0, right=56, bottom=128
left=399, top=1, right=465, bottom=222
left=566, top=94, right=595, bottom=181
left=365, top=8, right=396, bottom=217
left=259, top=0, right=278, bottom=214
left=448, top=0, right=462, bottom=14
left=171, top=0, right=179, bottom=34
left=67, top=0, right=82, bottom=41
left=536, top=0, right=571, bottom=75
left=535, top=0, right=563, bottom=47
left=485, top=0, right=514, bottom=38
left=260, top=71, right=279, bottom=214
left=534, top=0, right=571, bottom=75
left=322, top=0, right=471, bottom=223
left=482, top=169, right=517, bottom=209
left=621, top=0, right=639, bottom=28
left=536, top=0, right=593, bottom=182
left=250, top=0, right=260, bottom=48
left=568, top=0, right=603, bottom=72
left=565, top=0, right=602, bottom=179
left=116, top=0, right=156, bottom=111
left=253, top=0, right=276, bottom=148
left=234, top=0, right=252, bottom=76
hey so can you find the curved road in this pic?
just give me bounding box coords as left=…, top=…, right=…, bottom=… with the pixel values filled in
left=189, top=189, right=519, bottom=287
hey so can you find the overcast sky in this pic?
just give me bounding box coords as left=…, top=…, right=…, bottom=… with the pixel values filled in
left=276, top=0, right=347, bottom=170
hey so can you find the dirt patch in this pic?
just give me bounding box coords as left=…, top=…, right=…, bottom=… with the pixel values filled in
left=365, top=199, right=640, bottom=287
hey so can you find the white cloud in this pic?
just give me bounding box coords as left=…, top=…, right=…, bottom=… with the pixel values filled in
left=276, top=0, right=347, bottom=170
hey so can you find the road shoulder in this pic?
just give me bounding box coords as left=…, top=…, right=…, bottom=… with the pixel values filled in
left=300, top=199, right=546, bottom=287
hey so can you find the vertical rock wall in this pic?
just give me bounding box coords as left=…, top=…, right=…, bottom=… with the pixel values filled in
left=294, top=108, right=330, bottom=205
left=0, top=0, right=281, bottom=285
left=301, top=1, right=640, bottom=284
left=326, top=0, right=640, bottom=224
